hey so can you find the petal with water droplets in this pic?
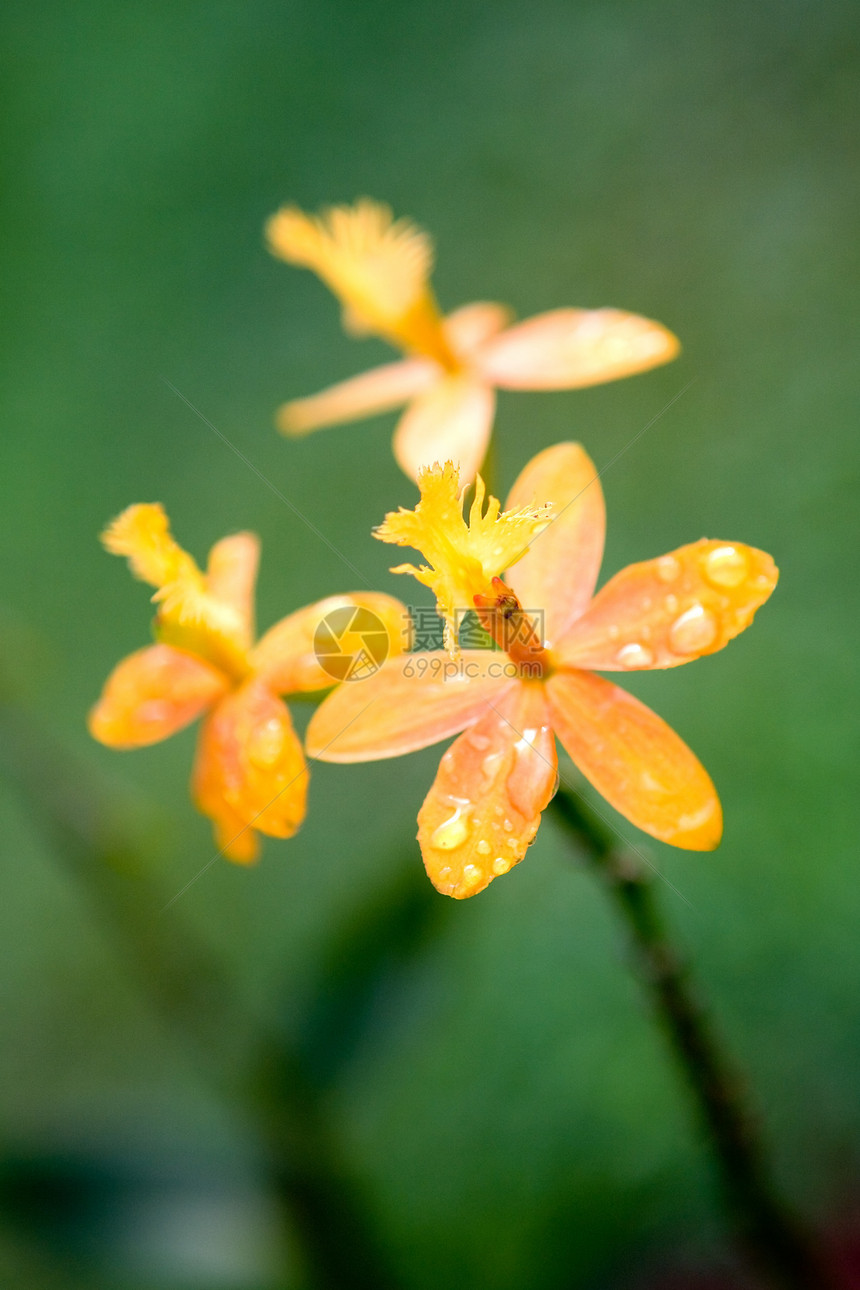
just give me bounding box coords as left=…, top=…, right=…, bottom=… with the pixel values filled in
left=555, top=539, right=779, bottom=671
left=546, top=669, right=722, bottom=850
left=418, top=681, right=557, bottom=898
left=306, top=652, right=515, bottom=762
left=192, top=679, right=307, bottom=863
left=88, top=644, right=228, bottom=749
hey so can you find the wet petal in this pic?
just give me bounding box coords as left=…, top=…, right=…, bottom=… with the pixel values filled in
left=418, top=681, right=557, bottom=899
left=478, top=307, right=680, bottom=389
left=252, top=592, right=411, bottom=693
left=88, top=644, right=228, bottom=748
left=392, top=373, right=495, bottom=485
left=443, top=301, right=513, bottom=357
left=206, top=532, right=260, bottom=650
left=277, top=358, right=436, bottom=435
left=546, top=670, right=722, bottom=850
left=504, top=443, right=606, bottom=645
left=555, top=539, right=779, bottom=671
left=192, top=679, right=307, bottom=863
left=306, top=652, right=515, bottom=762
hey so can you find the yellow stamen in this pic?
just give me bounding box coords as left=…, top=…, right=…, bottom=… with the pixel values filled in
left=374, top=463, right=553, bottom=654
left=266, top=199, right=457, bottom=367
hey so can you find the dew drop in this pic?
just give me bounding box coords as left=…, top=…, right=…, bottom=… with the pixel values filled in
left=482, top=751, right=504, bottom=779
left=656, top=555, right=681, bottom=583
left=438, top=866, right=451, bottom=881
left=641, top=595, right=653, bottom=610
left=616, top=641, right=655, bottom=669
left=664, top=593, right=679, bottom=613
left=431, top=808, right=471, bottom=850
left=505, top=837, right=518, bottom=851
left=476, top=839, right=491, bottom=856
left=704, top=544, right=748, bottom=588
left=668, top=604, right=718, bottom=654
left=463, top=863, right=484, bottom=886
left=249, top=718, right=285, bottom=767
left=607, top=624, right=620, bottom=641
left=503, top=818, right=514, bottom=832
left=468, top=731, right=491, bottom=751
left=492, top=857, right=511, bottom=875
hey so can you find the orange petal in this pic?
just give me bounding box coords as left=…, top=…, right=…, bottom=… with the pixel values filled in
left=206, top=532, right=260, bottom=650
left=192, top=679, right=307, bottom=863
left=555, top=540, right=779, bottom=672
left=277, top=358, right=436, bottom=435
left=418, top=681, right=557, bottom=898
left=503, top=443, right=606, bottom=645
left=306, top=652, right=516, bottom=762
left=478, top=307, right=680, bottom=390
left=546, top=670, right=722, bottom=850
left=443, top=301, right=514, bottom=357
left=392, top=373, right=495, bottom=485
left=88, top=644, right=228, bottom=748
left=251, top=592, right=412, bottom=694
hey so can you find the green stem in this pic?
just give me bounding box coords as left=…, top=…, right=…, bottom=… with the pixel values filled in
left=551, top=787, right=837, bottom=1290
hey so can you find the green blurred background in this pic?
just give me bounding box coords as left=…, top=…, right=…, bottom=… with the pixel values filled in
left=1, top=0, right=858, bottom=1286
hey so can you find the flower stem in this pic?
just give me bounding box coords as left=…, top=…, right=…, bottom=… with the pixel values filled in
left=550, top=786, right=837, bottom=1290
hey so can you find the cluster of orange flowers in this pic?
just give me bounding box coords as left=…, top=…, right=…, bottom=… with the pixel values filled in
left=90, top=201, right=777, bottom=898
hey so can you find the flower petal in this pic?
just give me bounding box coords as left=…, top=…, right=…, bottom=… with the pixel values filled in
left=392, top=373, right=495, bottom=485
left=478, top=307, right=680, bottom=390
left=88, top=644, right=228, bottom=748
left=503, top=443, right=606, bottom=645
left=418, top=681, right=557, bottom=898
left=306, top=652, right=515, bottom=762
left=555, top=540, right=779, bottom=671
left=443, top=301, right=513, bottom=357
left=277, top=358, right=436, bottom=436
left=251, top=592, right=411, bottom=694
left=206, top=532, right=260, bottom=650
left=192, top=679, right=307, bottom=863
left=546, top=670, right=722, bottom=850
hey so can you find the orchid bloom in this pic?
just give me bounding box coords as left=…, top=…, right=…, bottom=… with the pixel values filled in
left=266, top=199, right=680, bottom=484
left=306, top=446, right=778, bottom=898
left=89, top=504, right=408, bottom=863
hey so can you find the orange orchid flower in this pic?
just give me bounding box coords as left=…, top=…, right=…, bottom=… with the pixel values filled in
left=266, top=199, right=680, bottom=484
left=306, top=446, right=778, bottom=898
left=88, top=504, right=408, bottom=863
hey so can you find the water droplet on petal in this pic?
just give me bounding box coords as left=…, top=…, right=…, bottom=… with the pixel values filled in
left=492, top=857, right=511, bottom=875
left=505, top=837, right=518, bottom=851
left=468, top=731, right=491, bottom=751
left=463, top=863, right=483, bottom=886
left=502, top=818, right=514, bottom=832
left=431, top=808, right=472, bottom=850
left=476, top=839, right=491, bottom=855
left=616, top=642, right=655, bottom=669
left=641, top=595, right=652, bottom=610
left=249, top=718, right=286, bottom=767
left=482, top=751, right=504, bottom=780
left=704, top=545, right=748, bottom=588
left=664, top=593, right=679, bottom=613
left=656, top=555, right=681, bottom=583
left=608, top=624, right=620, bottom=641
left=668, top=604, right=718, bottom=654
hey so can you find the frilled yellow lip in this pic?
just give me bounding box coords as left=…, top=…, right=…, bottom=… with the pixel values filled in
left=101, top=503, right=253, bottom=678
left=373, top=461, right=553, bottom=654
left=266, top=199, right=457, bottom=367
